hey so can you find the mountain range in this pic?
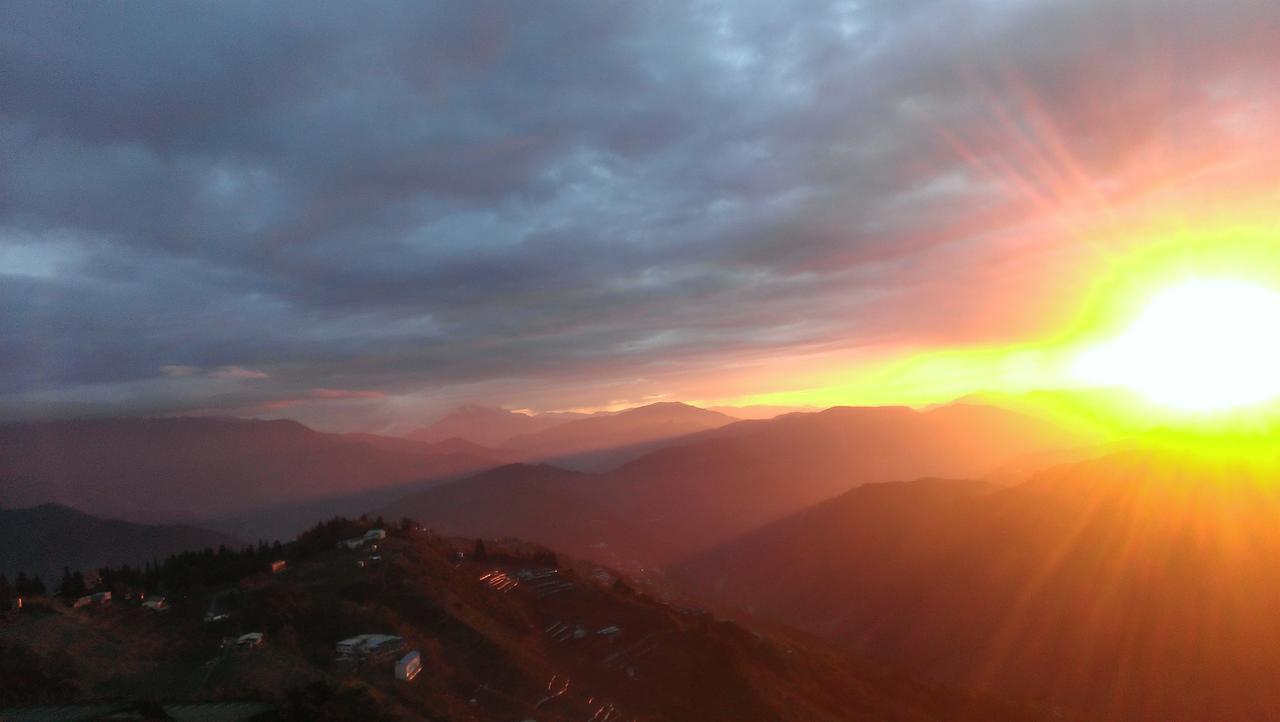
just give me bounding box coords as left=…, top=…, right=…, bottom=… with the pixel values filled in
left=385, top=403, right=1078, bottom=568
left=500, top=401, right=739, bottom=469
left=5, top=398, right=1271, bottom=719
left=0, top=417, right=506, bottom=530
left=674, top=450, right=1280, bottom=721
left=403, top=405, right=589, bottom=447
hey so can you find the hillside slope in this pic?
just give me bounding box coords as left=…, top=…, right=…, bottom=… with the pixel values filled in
left=342, top=433, right=521, bottom=465
left=675, top=451, right=1280, bottom=721
left=0, top=504, right=239, bottom=581
left=0, top=522, right=1058, bottom=721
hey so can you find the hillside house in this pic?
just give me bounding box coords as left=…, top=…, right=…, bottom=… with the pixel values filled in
left=363, top=529, right=387, bottom=541
left=339, top=537, right=366, bottom=550
left=364, top=635, right=406, bottom=663
left=395, top=650, right=422, bottom=681
left=270, top=560, right=287, bottom=573
left=336, top=633, right=405, bottom=662
left=237, top=632, right=264, bottom=649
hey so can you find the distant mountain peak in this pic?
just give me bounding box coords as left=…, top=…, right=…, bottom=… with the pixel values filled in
left=623, top=401, right=707, bottom=414
left=448, top=404, right=527, bottom=418
left=404, top=405, right=577, bottom=447
left=498, top=402, right=738, bottom=462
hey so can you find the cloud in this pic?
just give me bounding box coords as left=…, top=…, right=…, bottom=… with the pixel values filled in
left=212, top=366, right=271, bottom=380
left=2, top=0, right=1278, bottom=429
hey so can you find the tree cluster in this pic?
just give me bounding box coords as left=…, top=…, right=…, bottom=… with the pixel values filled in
left=1, top=572, right=47, bottom=604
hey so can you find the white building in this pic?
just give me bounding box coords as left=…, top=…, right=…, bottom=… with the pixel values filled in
left=237, top=632, right=264, bottom=649
left=336, top=633, right=405, bottom=661
left=395, top=650, right=422, bottom=681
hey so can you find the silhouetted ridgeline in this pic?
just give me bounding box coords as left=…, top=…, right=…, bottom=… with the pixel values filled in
left=0, top=503, right=241, bottom=582
left=676, top=451, right=1280, bottom=722
left=0, top=516, right=1061, bottom=721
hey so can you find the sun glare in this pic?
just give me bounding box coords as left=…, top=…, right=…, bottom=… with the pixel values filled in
left=1074, top=280, right=1280, bottom=412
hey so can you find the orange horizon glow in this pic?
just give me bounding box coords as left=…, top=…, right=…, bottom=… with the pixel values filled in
left=684, top=60, right=1280, bottom=437
left=690, top=223, right=1280, bottom=439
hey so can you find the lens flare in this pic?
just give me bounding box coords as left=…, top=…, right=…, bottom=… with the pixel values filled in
left=1073, top=280, right=1280, bottom=412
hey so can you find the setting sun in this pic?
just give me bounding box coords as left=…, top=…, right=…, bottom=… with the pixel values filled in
left=1074, top=280, right=1280, bottom=412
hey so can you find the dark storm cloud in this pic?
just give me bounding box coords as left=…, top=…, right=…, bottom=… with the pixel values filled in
left=3, top=0, right=1278, bottom=427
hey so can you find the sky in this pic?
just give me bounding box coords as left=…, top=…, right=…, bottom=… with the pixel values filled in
left=3, top=0, right=1279, bottom=432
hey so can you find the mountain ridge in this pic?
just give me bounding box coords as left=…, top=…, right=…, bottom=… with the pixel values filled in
left=386, top=403, right=1079, bottom=568
left=500, top=402, right=739, bottom=469
left=0, top=520, right=1060, bottom=721
left=0, top=502, right=241, bottom=582
left=673, top=450, right=1280, bottom=721
left=0, top=416, right=505, bottom=526
left=402, top=405, right=589, bottom=447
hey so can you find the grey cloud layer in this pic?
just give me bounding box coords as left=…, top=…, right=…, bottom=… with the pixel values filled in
left=3, top=0, right=1276, bottom=426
